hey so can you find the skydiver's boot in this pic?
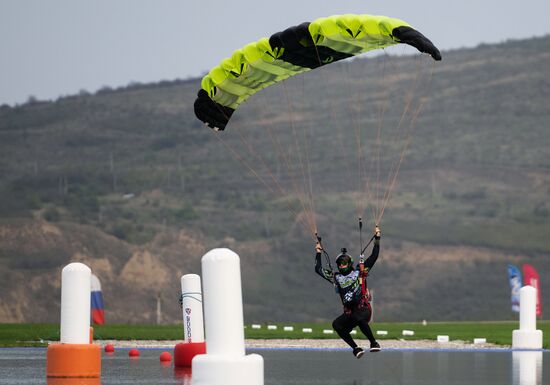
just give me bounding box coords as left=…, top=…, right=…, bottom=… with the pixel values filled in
left=370, top=341, right=381, bottom=352
left=353, top=347, right=365, bottom=358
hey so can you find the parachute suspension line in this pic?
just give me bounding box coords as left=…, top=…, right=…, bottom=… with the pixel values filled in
left=251, top=87, right=317, bottom=236
left=214, top=133, right=312, bottom=234
left=281, top=81, right=317, bottom=235
left=376, top=53, right=434, bottom=224
left=342, top=60, right=369, bottom=220
left=377, top=98, right=425, bottom=224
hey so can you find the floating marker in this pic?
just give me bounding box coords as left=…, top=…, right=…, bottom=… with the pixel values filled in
left=129, top=349, right=140, bottom=358
left=46, top=263, right=101, bottom=378
left=512, top=286, right=543, bottom=349
left=104, top=344, right=115, bottom=353
left=174, top=274, right=206, bottom=368
left=437, top=335, right=449, bottom=343
left=160, top=352, right=172, bottom=362
left=192, top=248, right=263, bottom=385
left=402, top=330, right=415, bottom=336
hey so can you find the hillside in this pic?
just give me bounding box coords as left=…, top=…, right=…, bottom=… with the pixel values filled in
left=0, top=36, right=549, bottom=323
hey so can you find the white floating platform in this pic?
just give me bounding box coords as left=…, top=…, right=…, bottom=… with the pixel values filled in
left=437, top=335, right=449, bottom=343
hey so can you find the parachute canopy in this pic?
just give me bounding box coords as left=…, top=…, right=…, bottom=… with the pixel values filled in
left=194, top=14, right=441, bottom=130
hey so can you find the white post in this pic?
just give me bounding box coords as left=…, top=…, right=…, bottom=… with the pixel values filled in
left=192, top=248, right=263, bottom=385
left=512, top=286, right=543, bottom=349
left=60, top=262, right=91, bottom=344
left=181, top=274, right=204, bottom=343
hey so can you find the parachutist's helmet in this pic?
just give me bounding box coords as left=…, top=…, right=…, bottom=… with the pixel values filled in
left=336, top=248, right=353, bottom=275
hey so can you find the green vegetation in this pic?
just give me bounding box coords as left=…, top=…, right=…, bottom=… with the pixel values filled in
left=0, top=37, right=549, bottom=323
left=1, top=322, right=548, bottom=348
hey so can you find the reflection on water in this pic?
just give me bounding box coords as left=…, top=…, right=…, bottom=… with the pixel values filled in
left=513, top=351, right=543, bottom=385
left=0, top=348, right=546, bottom=385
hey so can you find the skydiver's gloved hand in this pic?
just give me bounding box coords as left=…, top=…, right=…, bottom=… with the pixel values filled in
left=374, top=226, right=381, bottom=239
left=315, top=241, right=323, bottom=254
left=373, top=226, right=381, bottom=246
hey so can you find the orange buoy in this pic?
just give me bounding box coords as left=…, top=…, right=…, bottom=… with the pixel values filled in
left=104, top=344, right=115, bottom=353
left=128, top=349, right=140, bottom=358
left=174, top=342, right=206, bottom=367
left=46, top=344, right=101, bottom=378
left=160, top=351, right=172, bottom=362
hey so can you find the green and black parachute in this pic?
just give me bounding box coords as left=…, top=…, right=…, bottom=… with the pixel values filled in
left=194, top=14, right=441, bottom=130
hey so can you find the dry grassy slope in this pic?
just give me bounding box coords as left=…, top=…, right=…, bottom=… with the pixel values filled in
left=0, top=218, right=545, bottom=323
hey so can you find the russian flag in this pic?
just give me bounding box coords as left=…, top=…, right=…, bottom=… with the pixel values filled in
left=91, top=274, right=105, bottom=325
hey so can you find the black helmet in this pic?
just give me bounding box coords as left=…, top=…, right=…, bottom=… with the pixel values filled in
left=335, top=248, right=353, bottom=275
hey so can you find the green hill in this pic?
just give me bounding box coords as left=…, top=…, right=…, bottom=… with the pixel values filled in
left=0, top=36, right=548, bottom=324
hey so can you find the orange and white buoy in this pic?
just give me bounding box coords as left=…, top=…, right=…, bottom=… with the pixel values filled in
left=46, top=263, right=101, bottom=378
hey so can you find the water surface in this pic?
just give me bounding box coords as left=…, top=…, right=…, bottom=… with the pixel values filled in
left=0, top=347, right=546, bottom=385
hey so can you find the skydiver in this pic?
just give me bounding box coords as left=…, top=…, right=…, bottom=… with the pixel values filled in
left=314, top=226, right=381, bottom=358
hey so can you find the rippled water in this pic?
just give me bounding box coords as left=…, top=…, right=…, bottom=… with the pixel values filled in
left=0, top=347, right=546, bottom=385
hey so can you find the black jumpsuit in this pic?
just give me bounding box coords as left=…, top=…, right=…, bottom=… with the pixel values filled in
left=315, top=241, right=379, bottom=349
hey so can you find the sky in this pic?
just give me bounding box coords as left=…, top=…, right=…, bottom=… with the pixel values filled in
left=1, top=0, right=550, bottom=106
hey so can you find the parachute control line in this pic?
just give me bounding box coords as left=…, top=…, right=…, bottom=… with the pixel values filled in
left=174, top=274, right=206, bottom=367
left=46, top=263, right=101, bottom=379
left=192, top=248, right=263, bottom=385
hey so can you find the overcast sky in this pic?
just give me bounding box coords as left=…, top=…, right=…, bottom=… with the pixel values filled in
left=1, top=0, right=549, bottom=106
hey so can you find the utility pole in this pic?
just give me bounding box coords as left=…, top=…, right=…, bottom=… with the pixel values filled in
left=156, top=292, right=162, bottom=325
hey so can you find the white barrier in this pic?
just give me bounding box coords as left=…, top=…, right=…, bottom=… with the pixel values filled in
left=267, top=325, right=277, bottom=330
left=302, top=328, right=313, bottom=333
left=473, top=338, right=486, bottom=344
left=323, top=329, right=334, bottom=334
left=376, top=330, right=388, bottom=336
left=283, top=326, right=294, bottom=332
left=251, top=324, right=262, bottom=329
left=402, top=330, right=415, bottom=336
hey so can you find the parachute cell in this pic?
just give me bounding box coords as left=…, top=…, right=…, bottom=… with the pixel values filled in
left=194, top=14, right=441, bottom=130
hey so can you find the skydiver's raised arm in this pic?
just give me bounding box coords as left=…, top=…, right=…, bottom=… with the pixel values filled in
left=314, top=241, right=334, bottom=284
left=364, top=226, right=381, bottom=271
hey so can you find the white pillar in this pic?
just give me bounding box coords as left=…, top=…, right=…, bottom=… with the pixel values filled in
left=512, top=286, right=543, bottom=349
left=60, top=262, right=91, bottom=344
left=181, top=274, right=204, bottom=343
left=192, top=248, right=263, bottom=385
